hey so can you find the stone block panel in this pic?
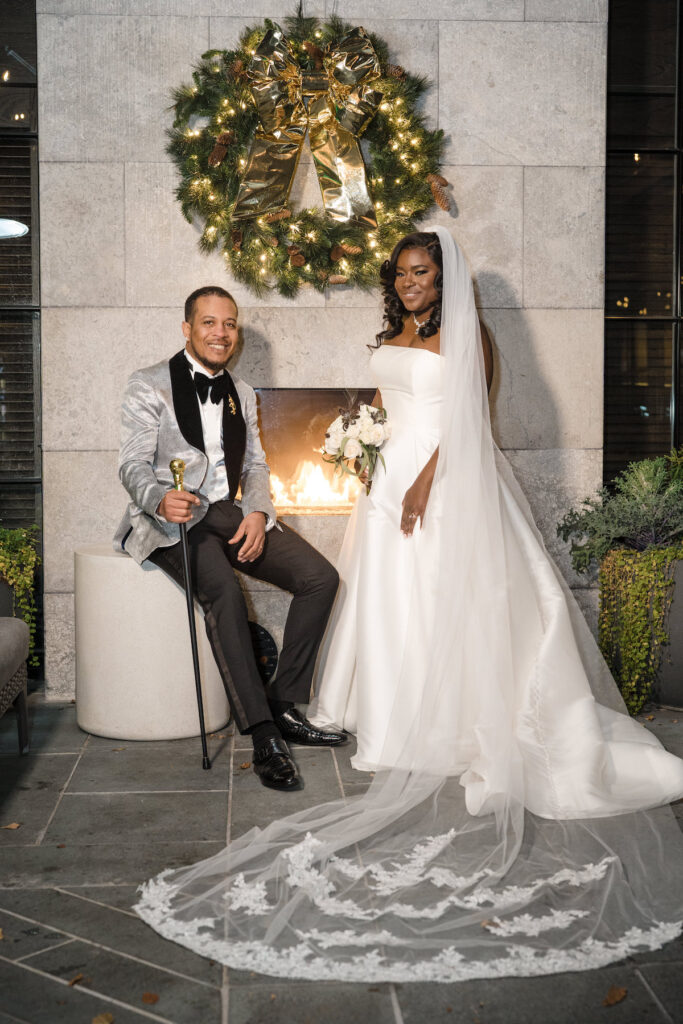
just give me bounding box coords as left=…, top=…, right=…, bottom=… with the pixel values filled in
left=428, top=165, right=523, bottom=308
left=524, top=166, right=605, bottom=309
left=325, top=1, right=524, bottom=18
left=41, top=307, right=183, bottom=452
left=524, top=0, right=607, bottom=21
left=439, top=21, right=606, bottom=166
left=124, top=162, right=325, bottom=310
left=485, top=308, right=603, bottom=450
left=44, top=450, right=125, bottom=592
left=44, top=593, right=76, bottom=700
left=236, top=306, right=378, bottom=386
left=504, top=447, right=602, bottom=586
left=37, top=15, right=209, bottom=163
left=40, top=163, right=125, bottom=307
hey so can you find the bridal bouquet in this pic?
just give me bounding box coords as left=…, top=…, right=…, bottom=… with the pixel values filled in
left=322, top=397, right=391, bottom=494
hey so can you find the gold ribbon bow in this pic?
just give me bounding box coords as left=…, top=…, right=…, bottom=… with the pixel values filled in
left=232, top=25, right=382, bottom=227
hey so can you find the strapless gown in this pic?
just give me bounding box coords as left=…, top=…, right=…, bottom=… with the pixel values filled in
left=310, top=345, right=683, bottom=817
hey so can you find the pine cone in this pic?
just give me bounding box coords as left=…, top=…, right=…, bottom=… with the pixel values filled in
left=266, top=236, right=279, bottom=247
left=265, top=208, right=292, bottom=223
left=330, top=244, right=345, bottom=262
left=229, top=58, right=248, bottom=81
left=384, top=63, right=406, bottom=80
left=302, top=40, right=324, bottom=68
left=328, top=274, right=348, bottom=285
left=231, top=228, right=243, bottom=251
left=208, top=130, right=236, bottom=167
left=290, top=253, right=306, bottom=268
left=428, top=174, right=450, bottom=211
left=341, top=242, right=363, bottom=255
left=286, top=244, right=301, bottom=256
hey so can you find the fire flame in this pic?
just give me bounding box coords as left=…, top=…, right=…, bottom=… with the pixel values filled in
left=270, top=460, right=361, bottom=514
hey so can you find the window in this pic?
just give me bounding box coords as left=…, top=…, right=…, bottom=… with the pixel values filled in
left=604, top=0, right=681, bottom=480
left=0, top=0, right=42, bottom=668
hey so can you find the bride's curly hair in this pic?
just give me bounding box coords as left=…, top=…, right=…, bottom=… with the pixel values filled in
left=374, top=231, right=443, bottom=347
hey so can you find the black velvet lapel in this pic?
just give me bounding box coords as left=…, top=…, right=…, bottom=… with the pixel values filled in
left=169, top=350, right=205, bottom=454
left=222, top=372, right=247, bottom=498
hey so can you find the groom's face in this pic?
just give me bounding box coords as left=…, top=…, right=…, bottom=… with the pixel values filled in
left=182, top=294, right=239, bottom=374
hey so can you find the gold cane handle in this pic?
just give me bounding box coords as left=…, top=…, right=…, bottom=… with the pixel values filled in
left=170, top=458, right=185, bottom=492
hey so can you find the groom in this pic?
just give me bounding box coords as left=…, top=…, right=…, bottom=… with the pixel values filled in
left=114, top=285, right=346, bottom=791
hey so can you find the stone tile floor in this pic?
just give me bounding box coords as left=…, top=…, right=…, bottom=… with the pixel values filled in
left=1, top=696, right=682, bottom=1023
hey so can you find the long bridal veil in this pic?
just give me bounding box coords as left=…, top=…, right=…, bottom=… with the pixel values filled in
left=136, top=228, right=683, bottom=982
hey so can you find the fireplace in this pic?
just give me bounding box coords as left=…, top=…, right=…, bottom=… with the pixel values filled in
left=254, top=388, right=374, bottom=515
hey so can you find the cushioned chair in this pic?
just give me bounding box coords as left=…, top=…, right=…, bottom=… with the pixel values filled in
left=0, top=617, right=30, bottom=754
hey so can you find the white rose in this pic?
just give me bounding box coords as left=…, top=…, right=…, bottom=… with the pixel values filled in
left=383, top=421, right=392, bottom=440
left=328, top=415, right=343, bottom=433
left=346, top=421, right=361, bottom=439
left=359, top=424, right=375, bottom=444
left=370, top=422, right=387, bottom=445
left=344, top=438, right=362, bottom=459
left=324, top=436, right=340, bottom=454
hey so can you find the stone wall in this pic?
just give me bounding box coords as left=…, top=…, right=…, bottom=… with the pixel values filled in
left=37, top=0, right=607, bottom=697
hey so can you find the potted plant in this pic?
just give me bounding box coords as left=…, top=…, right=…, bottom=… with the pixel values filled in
left=0, top=525, right=40, bottom=667
left=557, top=449, right=683, bottom=715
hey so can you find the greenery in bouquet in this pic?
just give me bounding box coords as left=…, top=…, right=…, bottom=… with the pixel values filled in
left=322, top=395, right=391, bottom=494
left=557, top=450, right=683, bottom=714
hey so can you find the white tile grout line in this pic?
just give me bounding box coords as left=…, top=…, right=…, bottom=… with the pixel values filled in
left=0, top=906, right=219, bottom=991
left=13, top=938, right=75, bottom=963
left=330, top=747, right=346, bottom=800
left=634, top=967, right=675, bottom=1024
left=63, top=789, right=230, bottom=795
left=0, top=950, right=174, bottom=1023
left=53, top=885, right=139, bottom=919
left=389, top=983, right=405, bottom=1024
left=33, top=743, right=87, bottom=847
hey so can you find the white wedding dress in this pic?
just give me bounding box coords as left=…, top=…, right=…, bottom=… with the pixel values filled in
left=309, top=345, right=683, bottom=817
left=136, top=229, right=683, bottom=982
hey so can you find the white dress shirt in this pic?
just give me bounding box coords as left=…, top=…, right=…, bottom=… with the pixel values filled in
left=185, top=350, right=231, bottom=503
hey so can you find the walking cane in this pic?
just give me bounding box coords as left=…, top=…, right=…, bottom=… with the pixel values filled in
left=170, top=458, right=211, bottom=770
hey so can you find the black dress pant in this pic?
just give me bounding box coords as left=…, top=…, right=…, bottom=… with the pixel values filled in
left=148, top=501, right=339, bottom=732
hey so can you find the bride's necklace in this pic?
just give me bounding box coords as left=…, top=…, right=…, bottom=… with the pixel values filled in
left=412, top=312, right=430, bottom=338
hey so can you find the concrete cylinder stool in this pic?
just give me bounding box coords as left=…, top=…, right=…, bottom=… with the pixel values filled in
left=75, top=545, right=230, bottom=740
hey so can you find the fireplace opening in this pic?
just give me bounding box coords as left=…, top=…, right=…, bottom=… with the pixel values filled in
left=254, top=388, right=375, bottom=514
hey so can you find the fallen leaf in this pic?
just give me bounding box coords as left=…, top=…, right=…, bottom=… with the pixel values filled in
left=0, top=928, right=4, bottom=940
left=68, top=973, right=84, bottom=987
left=603, top=985, right=627, bottom=1006
left=92, top=1014, right=114, bottom=1024
left=646, top=715, right=655, bottom=721
left=141, top=992, right=159, bottom=1005
left=240, top=761, right=251, bottom=770
left=673, top=719, right=679, bottom=724
left=270, top=994, right=276, bottom=1001
left=57, top=844, right=65, bottom=849
left=1, top=823, right=21, bottom=830
left=111, top=747, right=125, bottom=752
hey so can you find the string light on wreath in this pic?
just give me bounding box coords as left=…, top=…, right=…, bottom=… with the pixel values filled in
left=167, top=9, right=450, bottom=298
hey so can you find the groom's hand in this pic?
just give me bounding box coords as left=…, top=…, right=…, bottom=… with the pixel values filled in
left=229, top=511, right=266, bottom=562
left=158, top=489, right=200, bottom=523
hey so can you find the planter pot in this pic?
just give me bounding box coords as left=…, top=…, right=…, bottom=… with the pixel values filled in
left=0, top=579, right=14, bottom=618
left=655, top=559, right=683, bottom=709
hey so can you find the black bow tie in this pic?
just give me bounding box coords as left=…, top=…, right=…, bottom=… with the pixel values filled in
left=194, top=372, right=230, bottom=405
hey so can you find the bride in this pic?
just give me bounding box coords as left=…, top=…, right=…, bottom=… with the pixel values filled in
left=136, top=227, right=683, bottom=982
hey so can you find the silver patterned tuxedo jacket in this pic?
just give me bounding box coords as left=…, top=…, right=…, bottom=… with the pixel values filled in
left=114, top=350, right=277, bottom=565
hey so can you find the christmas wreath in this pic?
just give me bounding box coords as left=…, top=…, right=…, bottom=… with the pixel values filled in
left=168, top=9, right=449, bottom=298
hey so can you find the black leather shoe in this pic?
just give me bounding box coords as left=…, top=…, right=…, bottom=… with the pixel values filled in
left=252, top=737, right=301, bottom=791
left=276, top=707, right=347, bottom=747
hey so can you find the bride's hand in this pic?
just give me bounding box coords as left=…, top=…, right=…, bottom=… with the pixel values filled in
left=401, top=473, right=433, bottom=536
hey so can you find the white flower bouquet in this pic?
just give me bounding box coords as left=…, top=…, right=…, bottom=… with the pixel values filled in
left=322, top=396, right=391, bottom=494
